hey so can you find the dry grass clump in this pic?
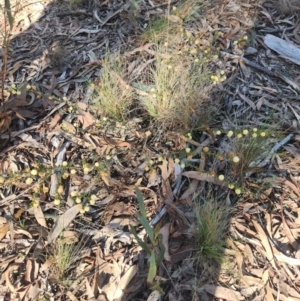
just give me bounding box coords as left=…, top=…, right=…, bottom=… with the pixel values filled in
left=175, top=0, right=208, bottom=21
left=48, top=233, right=87, bottom=285
left=92, top=55, right=133, bottom=121
left=141, top=18, right=183, bottom=45
left=137, top=53, right=212, bottom=129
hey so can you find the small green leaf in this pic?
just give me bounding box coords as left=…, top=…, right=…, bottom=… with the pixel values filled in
left=135, top=187, right=146, bottom=217
left=130, top=225, right=151, bottom=255
left=5, top=0, right=14, bottom=29
left=147, top=250, right=157, bottom=285
left=137, top=213, right=154, bottom=244
left=156, top=234, right=165, bottom=265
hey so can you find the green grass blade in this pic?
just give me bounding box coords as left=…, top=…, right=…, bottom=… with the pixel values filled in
left=135, top=187, right=146, bottom=217
left=156, top=234, right=165, bottom=265
left=135, top=187, right=154, bottom=243
left=130, top=225, right=151, bottom=255
left=147, top=250, right=157, bottom=285
left=5, top=0, right=14, bottom=29
left=137, top=213, right=154, bottom=244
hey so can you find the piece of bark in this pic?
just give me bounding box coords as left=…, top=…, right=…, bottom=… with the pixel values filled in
left=264, top=34, right=300, bottom=65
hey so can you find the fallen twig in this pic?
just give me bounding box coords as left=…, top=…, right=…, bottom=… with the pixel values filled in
left=93, top=7, right=125, bottom=26
left=220, top=51, right=300, bottom=93
left=256, top=134, right=294, bottom=168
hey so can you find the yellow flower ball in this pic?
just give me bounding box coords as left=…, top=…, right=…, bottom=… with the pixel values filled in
left=253, top=128, right=258, bottom=132
left=233, top=156, right=240, bottom=163
left=26, top=178, right=33, bottom=185
left=180, top=163, right=185, bottom=169
left=70, top=169, right=77, bottom=175
left=227, top=131, right=234, bottom=138
left=235, top=188, right=242, bottom=195
left=62, top=172, right=69, bottom=179
left=95, top=162, right=100, bottom=167
left=243, top=129, right=249, bottom=135
left=83, top=168, right=89, bottom=175
left=62, top=161, right=68, bottom=167
left=75, top=197, right=81, bottom=204
left=260, top=132, right=266, bottom=137
left=54, top=199, right=60, bottom=205
left=145, top=166, right=150, bottom=171
left=33, top=186, right=39, bottom=193
left=175, top=158, right=180, bottom=164
left=186, top=148, right=191, bottom=153
left=70, top=191, right=77, bottom=197
left=237, top=133, right=242, bottom=138
left=216, top=130, right=221, bottom=135
left=90, top=194, right=97, bottom=201
left=31, top=169, right=38, bottom=176
left=228, top=183, right=234, bottom=189
left=106, top=155, right=111, bottom=160
left=57, top=185, right=64, bottom=194
left=252, top=133, right=257, bottom=138
left=43, top=186, right=49, bottom=193
left=0, top=176, right=5, bottom=184
left=203, top=147, right=209, bottom=153
left=89, top=199, right=96, bottom=205
left=84, top=206, right=90, bottom=212
left=218, top=175, right=225, bottom=181
left=80, top=208, right=85, bottom=214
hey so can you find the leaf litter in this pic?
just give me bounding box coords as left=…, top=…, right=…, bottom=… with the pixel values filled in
left=1, top=0, right=300, bottom=300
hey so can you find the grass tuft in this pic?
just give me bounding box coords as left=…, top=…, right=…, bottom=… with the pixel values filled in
left=48, top=232, right=87, bottom=285
left=228, top=128, right=273, bottom=183
left=92, top=54, right=133, bottom=121
left=194, top=200, right=231, bottom=264
left=137, top=51, right=212, bottom=129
